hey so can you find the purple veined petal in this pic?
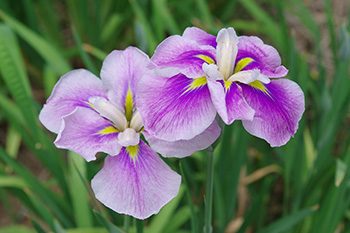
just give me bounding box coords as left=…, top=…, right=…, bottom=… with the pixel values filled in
left=207, top=78, right=255, bottom=124
left=91, top=140, right=181, bottom=220
left=100, top=47, right=153, bottom=110
left=39, top=69, right=107, bottom=133
left=151, top=34, right=217, bottom=79
left=241, top=79, right=305, bottom=147
left=182, top=27, right=217, bottom=48
left=236, top=36, right=288, bottom=78
left=137, top=73, right=217, bottom=141
left=54, top=107, right=122, bottom=162
left=143, top=120, right=221, bottom=158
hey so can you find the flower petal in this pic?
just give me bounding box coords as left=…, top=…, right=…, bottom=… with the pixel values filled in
left=91, top=141, right=181, bottom=219
left=241, top=79, right=305, bottom=147
left=100, top=47, right=153, bottom=109
left=236, top=36, right=288, bottom=78
left=39, top=69, right=107, bottom=133
left=137, top=73, right=216, bottom=141
left=182, top=27, right=217, bottom=48
left=151, top=35, right=216, bottom=79
left=207, top=78, right=254, bottom=124
left=144, top=120, right=221, bottom=158
left=54, top=107, right=121, bottom=162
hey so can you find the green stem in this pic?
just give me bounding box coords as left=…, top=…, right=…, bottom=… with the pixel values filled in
left=204, top=148, right=215, bottom=233
left=123, top=215, right=130, bottom=233
left=135, top=219, right=144, bottom=233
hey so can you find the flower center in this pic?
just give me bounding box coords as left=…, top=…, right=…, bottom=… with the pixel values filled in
left=89, top=96, right=143, bottom=147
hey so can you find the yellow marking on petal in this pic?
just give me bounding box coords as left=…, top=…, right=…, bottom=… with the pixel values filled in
left=94, top=126, right=119, bottom=135
left=183, top=76, right=207, bottom=94
left=234, top=57, right=254, bottom=73
left=84, top=101, right=94, bottom=108
left=194, top=55, right=215, bottom=64
left=224, top=80, right=232, bottom=92
left=125, top=88, right=133, bottom=122
left=249, top=80, right=271, bottom=96
left=126, top=145, right=139, bottom=164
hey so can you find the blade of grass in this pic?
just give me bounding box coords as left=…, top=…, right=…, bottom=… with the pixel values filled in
left=0, top=10, right=71, bottom=76
left=68, top=152, right=93, bottom=228
left=94, top=211, right=125, bottom=233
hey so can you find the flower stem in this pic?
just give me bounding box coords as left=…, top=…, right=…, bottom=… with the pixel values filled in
left=123, top=215, right=130, bottom=233
left=204, top=148, right=215, bottom=233
left=135, top=219, right=144, bottom=233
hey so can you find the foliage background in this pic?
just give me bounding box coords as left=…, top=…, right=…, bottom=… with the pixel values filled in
left=0, top=0, right=349, bottom=232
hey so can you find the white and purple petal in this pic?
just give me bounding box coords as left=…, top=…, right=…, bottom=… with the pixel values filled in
left=54, top=107, right=121, bottom=162
left=182, top=27, right=217, bottom=48
left=207, top=79, right=255, bottom=124
left=100, top=47, right=153, bottom=108
left=236, top=36, right=288, bottom=78
left=151, top=35, right=216, bottom=79
left=137, top=73, right=216, bottom=141
left=144, top=120, right=221, bottom=158
left=240, top=79, right=305, bottom=147
left=91, top=140, right=181, bottom=219
left=39, top=69, right=107, bottom=133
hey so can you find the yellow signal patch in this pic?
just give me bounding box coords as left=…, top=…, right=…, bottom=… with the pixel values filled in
left=183, top=76, right=207, bottom=94
left=249, top=80, right=270, bottom=96
left=234, top=57, right=254, bottom=73
left=194, top=55, right=215, bottom=64
left=125, top=88, right=133, bottom=122
left=95, top=126, right=119, bottom=135
left=126, top=145, right=139, bottom=164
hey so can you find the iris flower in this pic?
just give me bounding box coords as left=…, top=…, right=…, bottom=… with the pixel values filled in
left=39, top=47, right=219, bottom=219
left=138, top=27, right=305, bottom=147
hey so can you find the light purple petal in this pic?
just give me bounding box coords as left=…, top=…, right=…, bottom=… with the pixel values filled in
left=236, top=36, right=288, bottom=78
left=144, top=120, right=221, bottom=158
left=151, top=35, right=216, bottom=79
left=100, top=47, right=153, bottom=108
left=137, top=73, right=216, bottom=141
left=182, top=27, right=217, bottom=48
left=39, top=69, right=107, bottom=133
left=207, top=78, right=254, bottom=124
left=91, top=140, right=181, bottom=219
left=241, top=79, right=305, bottom=147
left=54, top=107, right=121, bottom=162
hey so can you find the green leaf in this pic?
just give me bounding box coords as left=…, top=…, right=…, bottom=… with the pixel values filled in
left=0, top=225, right=36, bottom=233
left=94, top=211, right=125, bottom=233
left=0, top=175, right=27, bottom=188
left=68, top=152, right=93, bottom=228
left=0, top=10, right=71, bottom=76
left=335, top=159, right=347, bottom=187
left=258, top=208, right=316, bottom=233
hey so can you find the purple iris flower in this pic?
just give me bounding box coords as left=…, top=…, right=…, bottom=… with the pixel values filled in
left=138, top=27, right=305, bottom=147
left=39, top=47, right=220, bottom=219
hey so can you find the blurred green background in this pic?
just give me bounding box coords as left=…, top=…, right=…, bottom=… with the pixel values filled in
left=0, top=0, right=349, bottom=232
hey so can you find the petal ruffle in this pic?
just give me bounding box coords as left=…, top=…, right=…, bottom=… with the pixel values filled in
left=182, top=27, right=217, bottom=48
left=151, top=35, right=216, bottom=79
left=91, top=140, right=181, bottom=219
left=144, top=120, right=221, bottom=158
left=236, top=36, right=288, bottom=78
left=54, top=107, right=121, bottom=162
left=241, top=79, right=305, bottom=147
left=100, top=47, right=153, bottom=109
left=39, top=69, right=107, bottom=133
left=207, top=78, right=254, bottom=124
left=137, top=73, right=217, bottom=141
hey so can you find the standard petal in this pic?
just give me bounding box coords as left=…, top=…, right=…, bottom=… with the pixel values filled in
left=151, top=35, right=216, bottom=79
left=54, top=107, right=121, bottom=162
left=39, top=69, right=107, bottom=133
left=207, top=78, right=254, bottom=124
left=241, top=79, right=305, bottom=147
left=100, top=47, right=153, bottom=109
left=144, top=120, right=221, bottom=158
left=182, top=27, right=217, bottom=48
left=236, top=36, right=288, bottom=78
left=91, top=141, right=181, bottom=219
left=137, top=73, right=217, bottom=141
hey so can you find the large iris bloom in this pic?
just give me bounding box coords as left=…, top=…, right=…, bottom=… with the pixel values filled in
left=39, top=47, right=219, bottom=219
left=138, top=27, right=305, bottom=147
